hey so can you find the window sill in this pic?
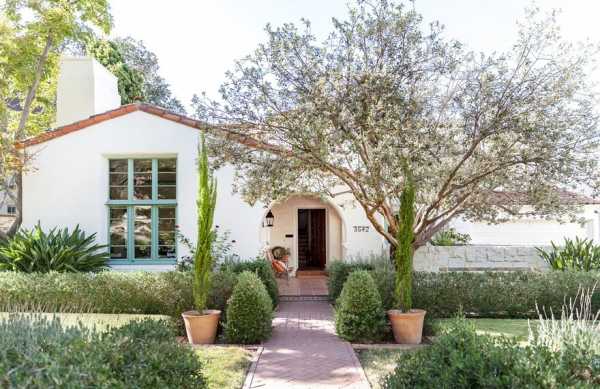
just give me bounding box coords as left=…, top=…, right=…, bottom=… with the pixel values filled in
left=108, top=259, right=177, bottom=266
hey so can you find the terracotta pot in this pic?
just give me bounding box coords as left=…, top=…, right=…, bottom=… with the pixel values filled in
left=182, top=310, right=221, bottom=344
left=388, top=309, right=426, bottom=344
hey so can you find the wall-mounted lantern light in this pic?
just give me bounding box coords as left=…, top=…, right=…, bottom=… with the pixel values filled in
left=265, top=210, right=274, bottom=227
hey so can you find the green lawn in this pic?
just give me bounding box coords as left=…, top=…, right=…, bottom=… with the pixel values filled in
left=434, top=318, right=535, bottom=340
left=357, top=348, right=405, bottom=389
left=195, top=347, right=254, bottom=389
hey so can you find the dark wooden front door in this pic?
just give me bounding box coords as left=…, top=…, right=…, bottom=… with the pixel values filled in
left=297, top=209, right=326, bottom=270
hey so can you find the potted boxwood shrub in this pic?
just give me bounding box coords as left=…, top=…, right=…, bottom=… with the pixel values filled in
left=388, top=166, right=426, bottom=344
left=182, top=135, right=221, bottom=344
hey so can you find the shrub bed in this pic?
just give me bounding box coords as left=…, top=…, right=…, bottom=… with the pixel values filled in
left=225, top=271, right=273, bottom=344
left=0, top=258, right=273, bottom=320
left=221, top=258, right=279, bottom=308
left=382, top=318, right=600, bottom=388
left=329, top=262, right=600, bottom=318
left=335, top=270, right=385, bottom=342
left=0, top=271, right=193, bottom=317
left=0, top=316, right=206, bottom=388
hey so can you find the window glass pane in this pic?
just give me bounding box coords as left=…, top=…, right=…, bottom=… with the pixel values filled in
left=109, top=208, right=127, bottom=259
left=133, top=160, right=153, bottom=200
left=158, top=172, right=176, bottom=186
left=109, top=160, right=129, bottom=200
left=110, top=187, right=128, bottom=200
left=158, top=207, right=176, bottom=259
left=134, top=206, right=152, bottom=258
left=158, top=159, right=176, bottom=172
left=158, top=159, right=176, bottom=200
left=159, top=207, right=176, bottom=219
left=109, top=159, right=127, bottom=173
left=134, top=159, right=152, bottom=173
left=158, top=186, right=176, bottom=200
left=110, top=173, right=128, bottom=186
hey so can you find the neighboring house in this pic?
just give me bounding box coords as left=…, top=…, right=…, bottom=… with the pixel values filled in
left=0, top=186, right=16, bottom=234
left=15, top=56, right=600, bottom=271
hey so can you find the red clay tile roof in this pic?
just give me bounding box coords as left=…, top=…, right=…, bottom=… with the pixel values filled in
left=16, top=103, right=210, bottom=149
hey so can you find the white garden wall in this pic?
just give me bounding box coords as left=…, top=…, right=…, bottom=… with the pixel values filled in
left=414, top=245, right=550, bottom=272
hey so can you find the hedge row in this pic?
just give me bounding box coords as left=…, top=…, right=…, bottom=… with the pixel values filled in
left=329, top=261, right=600, bottom=318
left=0, top=258, right=278, bottom=320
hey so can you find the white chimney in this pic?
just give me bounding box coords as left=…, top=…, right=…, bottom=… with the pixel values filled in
left=55, top=56, right=122, bottom=127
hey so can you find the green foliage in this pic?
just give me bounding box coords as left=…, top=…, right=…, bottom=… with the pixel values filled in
left=0, top=316, right=206, bottom=388
left=537, top=237, right=600, bottom=272
left=222, top=258, right=279, bottom=308
left=430, top=228, right=471, bottom=246
left=395, top=165, right=415, bottom=311
left=225, top=271, right=273, bottom=344
left=112, top=37, right=186, bottom=113
left=0, top=271, right=193, bottom=318
left=328, top=260, right=374, bottom=302
left=1, top=1, right=113, bottom=228
left=86, top=39, right=145, bottom=104
left=383, top=316, right=600, bottom=388
left=335, top=271, right=385, bottom=342
left=194, top=134, right=218, bottom=312
left=329, top=261, right=600, bottom=318
left=196, top=0, right=600, bottom=253
left=206, top=269, right=238, bottom=319
left=0, top=224, right=108, bottom=272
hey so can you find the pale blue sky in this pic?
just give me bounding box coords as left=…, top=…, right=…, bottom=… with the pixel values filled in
left=109, top=0, right=600, bottom=108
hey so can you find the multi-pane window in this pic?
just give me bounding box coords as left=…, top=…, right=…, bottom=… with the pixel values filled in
left=108, top=158, right=177, bottom=261
left=6, top=206, right=16, bottom=215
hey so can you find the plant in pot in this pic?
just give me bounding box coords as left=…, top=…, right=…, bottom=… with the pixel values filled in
left=182, top=134, right=221, bottom=344
left=388, top=165, right=426, bottom=344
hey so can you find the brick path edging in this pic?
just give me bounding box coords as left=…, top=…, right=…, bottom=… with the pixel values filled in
left=242, top=347, right=264, bottom=389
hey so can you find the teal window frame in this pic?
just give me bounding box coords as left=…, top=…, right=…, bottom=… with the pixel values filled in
left=107, top=158, right=177, bottom=265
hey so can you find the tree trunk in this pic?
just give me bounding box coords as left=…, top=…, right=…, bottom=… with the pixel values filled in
left=7, top=35, right=53, bottom=236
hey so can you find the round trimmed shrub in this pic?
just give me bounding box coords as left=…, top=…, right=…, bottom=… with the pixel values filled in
left=222, top=258, right=279, bottom=308
left=225, top=271, right=273, bottom=344
left=335, top=270, right=385, bottom=342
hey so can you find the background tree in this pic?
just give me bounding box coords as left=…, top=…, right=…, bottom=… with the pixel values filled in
left=112, top=37, right=186, bottom=114
left=195, top=0, right=600, bottom=251
left=85, top=39, right=145, bottom=105
left=84, top=37, right=185, bottom=113
left=0, top=0, right=112, bottom=238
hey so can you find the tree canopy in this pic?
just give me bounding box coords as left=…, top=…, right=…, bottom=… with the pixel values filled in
left=85, top=37, right=185, bottom=113
left=195, top=0, right=600, bottom=248
left=0, top=0, right=112, bottom=236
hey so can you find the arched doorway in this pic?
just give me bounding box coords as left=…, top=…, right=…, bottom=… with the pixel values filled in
left=259, top=194, right=347, bottom=274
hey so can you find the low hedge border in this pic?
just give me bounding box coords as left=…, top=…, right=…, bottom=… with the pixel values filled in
left=329, top=261, right=600, bottom=318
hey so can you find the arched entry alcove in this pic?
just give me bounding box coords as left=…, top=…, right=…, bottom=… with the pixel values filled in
left=258, top=194, right=347, bottom=274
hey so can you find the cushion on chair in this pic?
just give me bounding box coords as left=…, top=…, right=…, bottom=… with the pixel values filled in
left=272, top=259, right=286, bottom=273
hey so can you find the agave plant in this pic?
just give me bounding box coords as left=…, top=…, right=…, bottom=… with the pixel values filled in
left=536, top=237, right=600, bottom=272
left=0, top=224, right=108, bottom=273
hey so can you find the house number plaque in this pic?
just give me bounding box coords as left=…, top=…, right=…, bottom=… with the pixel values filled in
left=353, top=226, right=370, bottom=232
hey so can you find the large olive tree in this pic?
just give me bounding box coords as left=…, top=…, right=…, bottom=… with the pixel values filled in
left=195, top=0, right=600, bottom=249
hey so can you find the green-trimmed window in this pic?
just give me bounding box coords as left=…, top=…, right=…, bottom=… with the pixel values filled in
left=108, top=158, right=177, bottom=262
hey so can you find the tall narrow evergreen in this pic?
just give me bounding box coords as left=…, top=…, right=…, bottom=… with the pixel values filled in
left=395, top=164, right=415, bottom=312
left=193, top=134, right=217, bottom=311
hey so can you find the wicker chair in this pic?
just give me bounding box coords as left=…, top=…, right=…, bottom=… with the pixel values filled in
left=266, top=247, right=294, bottom=282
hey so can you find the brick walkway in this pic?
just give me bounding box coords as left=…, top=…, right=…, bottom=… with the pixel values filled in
left=277, top=276, right=329, bottom=296
left=248, top=301, right=369, bottom=389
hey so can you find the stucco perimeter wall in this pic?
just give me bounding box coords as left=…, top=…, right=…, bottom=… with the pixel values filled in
left=413, top=245, right=550, bottom=272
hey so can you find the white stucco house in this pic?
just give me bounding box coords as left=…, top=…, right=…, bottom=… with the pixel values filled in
left=14, top=56, right=600, bottom=272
